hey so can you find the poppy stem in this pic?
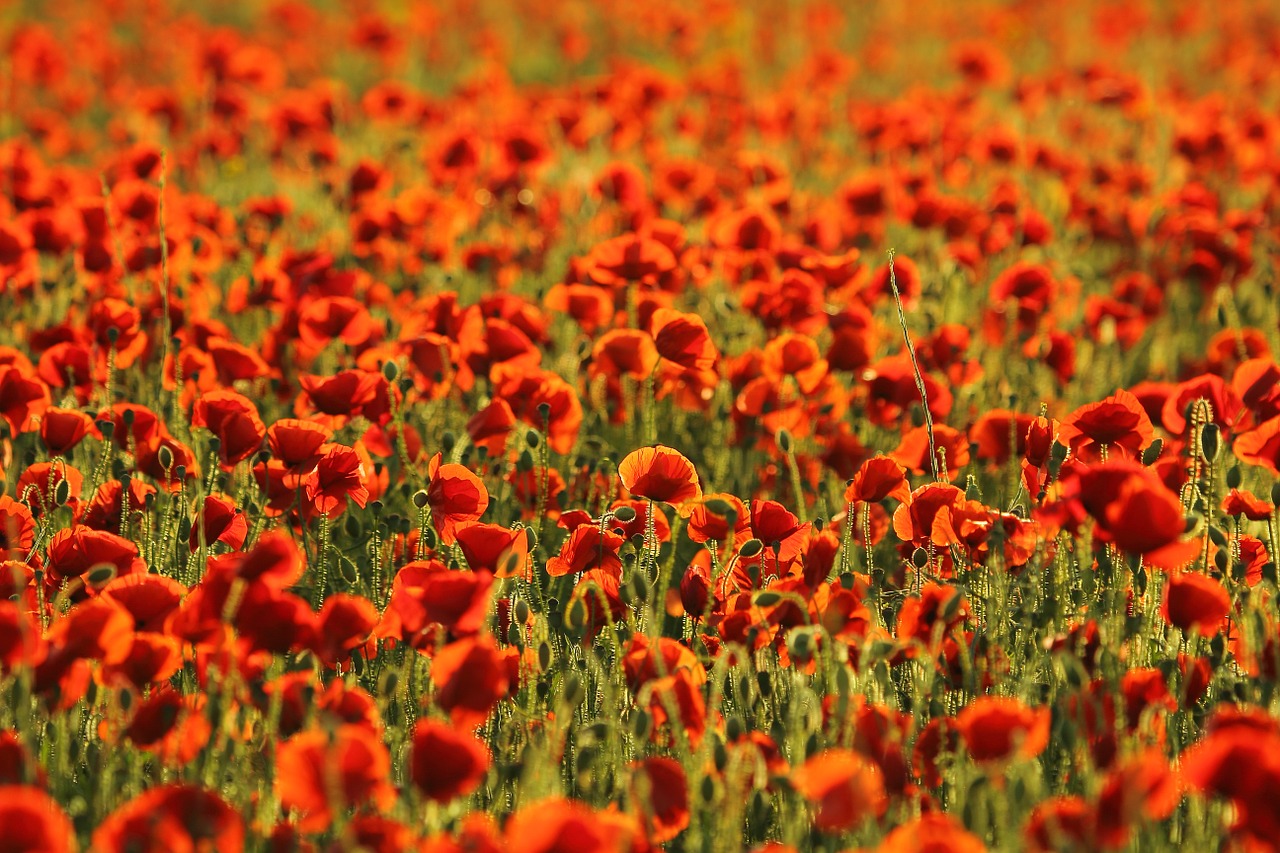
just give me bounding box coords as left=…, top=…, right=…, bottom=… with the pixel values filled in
left=887, top=249, right=940, bottom=482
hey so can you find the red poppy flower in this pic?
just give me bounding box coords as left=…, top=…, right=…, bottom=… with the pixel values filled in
left=411, top=718, right=490, bottom=802
left=877, top=813, right=986, bottom=853
left=591, top=329, right=659, bottom=380
left=956, top=696, right=1050, bottom=763
left=546, top=525, right=625, bottom=578
left=275, top=725, right=395, bottom=833
left=1234, top=415, right=1280, bottom=476
left=1162, top=572, right=1230, bottom=637
left=618, top=445, right=702, bottom=510
left=651, top=308, right=717, bottom=371
left=0, top=786, right=76, bottom=853
left=38, top=406, right=97, bottom=456
left=312, top=593, right=378, bottom=667
left=189, top=494, right=248, bottom=551
left=845, top=455, right=911, bottom=504
left=0, top=364, right=50, bottom=436
left=631, top=757, right=690, bottom=843
left=267, top=418, right=330, bottom=467
left=455, top=522, right=529, bottom=579
left=303, top=443, right=369, bottom=517
left=379, top=560, right=493, bottom=648
left=0, top=496, right=35, bottom=559
left=92, top=784, right=243, bottom=853
left=431, top=636, right=509, bottom=728
left=192, top=389, right=266, bottom=467
left=791, top=749, right=886, bottom=832
left=427, top=453, right=489, bottom=544
left=505, top=798, right=626, bottom=853
left=1058, top=389, right=1154, bottom=462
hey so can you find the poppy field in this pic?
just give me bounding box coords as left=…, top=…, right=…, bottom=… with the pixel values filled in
left=4, top=0, right=1280, bottom=850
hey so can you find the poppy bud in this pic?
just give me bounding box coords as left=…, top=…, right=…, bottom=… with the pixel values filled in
left=704, top=498, right=734, bottom=516
left=726, top=716, right=744, bottom=741
left=911, top=546, right=929, bottom=569
left=701, top=774, right=717, bottom=802
left=1050, top=440, right=1069, bottom=467
left=965, top=477, right=981, bottom=501
left=441, top=431, right=456, bottom=453
left=562, top=673, right=585, bottom=708
left=739, top=538, right=764, bottom=558
left=754, top=590, right=782, bottom=607
left=613, top=505, right=637, bottom=523
left=776, top=429, right=793, bottom=454
left=1271, top=483, right=1280, bottom=505
left=1142, top=439, right=1163, bottom=467
left=525, top=430, right=541, bottom=449
left=788, top=629, right=814, bottom=661
left=517, top=449, right=534, bottom=471
left=629, top=708, right=651, bottom=739
left=54, top=478, right=71, bottom=507
left=627, top=572, right=649, bottom=604
left=713, top=739, right=728, bottom=773
left=537, top=641, right=552, bottom=671
left=85, top=562, right=117, bottom=589
left=381, top=360, right=399, bottom=383
left=513, top=598, right=530, bottom=625
left=1207, top=525, right=1228, bottom=548
left=1226, top=465, right=1242, bottom=489
left=756, top=671, right=772, bottom=697
left=506, top=623, right=523, bottom=647
left=1200, top=423, right=1221, bottom=464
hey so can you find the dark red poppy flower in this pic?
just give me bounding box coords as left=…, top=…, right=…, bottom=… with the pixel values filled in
left=189, top=494, right=248, bottom=551
left=411, top=718, right=490, bottom=802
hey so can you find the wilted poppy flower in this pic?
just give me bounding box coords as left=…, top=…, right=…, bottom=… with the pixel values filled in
left=619, top=445, right=702, bottom=512
left=411, top=718, right=490, bottom=802
left=791, top=749, right=886, bottom=832
left=1162, top=572, right=1230, bottom=636
left=956, top=696, right=1050, bottom=764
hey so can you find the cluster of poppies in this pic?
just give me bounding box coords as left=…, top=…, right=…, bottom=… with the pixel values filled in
left=3, top=0, right=1280, bottom=850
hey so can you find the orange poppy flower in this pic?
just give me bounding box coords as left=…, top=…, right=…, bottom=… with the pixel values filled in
left=618, top=445, right=702, bottom=511
left=791, top=749, right=887, bottom=832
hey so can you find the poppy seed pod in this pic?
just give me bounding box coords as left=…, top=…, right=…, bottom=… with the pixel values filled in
left=412, top=489, right=429, bottom=509
left=1200, top=423, right=1221, bottom=463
